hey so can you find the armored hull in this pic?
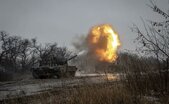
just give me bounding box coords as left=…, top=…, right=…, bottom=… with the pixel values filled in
left=32, top=65, right=77, bottom=79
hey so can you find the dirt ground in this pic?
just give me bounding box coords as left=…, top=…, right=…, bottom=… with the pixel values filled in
left=0, top=73, right=120, bottom=101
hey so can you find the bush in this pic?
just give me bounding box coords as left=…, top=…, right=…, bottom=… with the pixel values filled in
left=0, top=70, right=13, bottom=81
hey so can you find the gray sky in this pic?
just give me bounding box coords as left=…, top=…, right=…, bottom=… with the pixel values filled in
left=0, top=0, right=168, bottom=50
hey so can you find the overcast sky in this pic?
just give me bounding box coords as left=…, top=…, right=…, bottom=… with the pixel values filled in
left=0, top=0, right=168, bottom=50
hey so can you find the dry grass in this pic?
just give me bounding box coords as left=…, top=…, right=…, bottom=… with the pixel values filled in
left=1, top=52, right=169, bottom=104
left=1, top=83, right=156, bottom=104
left=68, top=83, right=153, bottom=104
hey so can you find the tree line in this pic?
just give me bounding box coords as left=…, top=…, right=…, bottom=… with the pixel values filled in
left=0, top=31, right=71, bottom=72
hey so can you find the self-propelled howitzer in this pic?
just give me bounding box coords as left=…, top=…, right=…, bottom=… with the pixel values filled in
left=32, top=55, right=78, bottom=79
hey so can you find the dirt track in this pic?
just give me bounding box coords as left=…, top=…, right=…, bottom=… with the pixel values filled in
left=0, top=74, right=120, bottom=100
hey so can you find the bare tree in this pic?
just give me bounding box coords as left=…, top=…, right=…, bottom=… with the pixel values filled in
left=19, top=39, right=33, bottom=70
left=0, top=31, right=22, bottom=71
left=0, top=31, right=37, bottom=71
left=0, top=31, right=74, bottom=81
left=132, top=0, right=169, bottom=93
left=32, top=42, right=72, bottom=66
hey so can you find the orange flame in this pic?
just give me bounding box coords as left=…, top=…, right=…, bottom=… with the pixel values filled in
left=87, top=24, right=120, bottom=62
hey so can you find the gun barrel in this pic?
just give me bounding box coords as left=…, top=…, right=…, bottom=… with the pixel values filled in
left=68, top=55, right=77, bottom=61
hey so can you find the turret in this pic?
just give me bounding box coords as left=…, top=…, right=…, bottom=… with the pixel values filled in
left=54, top=55, right=77, bottom=65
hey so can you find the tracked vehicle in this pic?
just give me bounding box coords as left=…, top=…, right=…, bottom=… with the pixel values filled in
left=32, top=55, right=77, bottom=79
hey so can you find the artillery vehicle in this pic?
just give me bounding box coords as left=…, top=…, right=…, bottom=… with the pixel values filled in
left=32, top=55, right=77, bottom=79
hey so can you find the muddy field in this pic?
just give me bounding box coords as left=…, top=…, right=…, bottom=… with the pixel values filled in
left=0, top=73, right=120, bottom=101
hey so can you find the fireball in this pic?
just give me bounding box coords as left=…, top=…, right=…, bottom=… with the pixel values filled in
left=87, top=24, right=120, bottom=62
